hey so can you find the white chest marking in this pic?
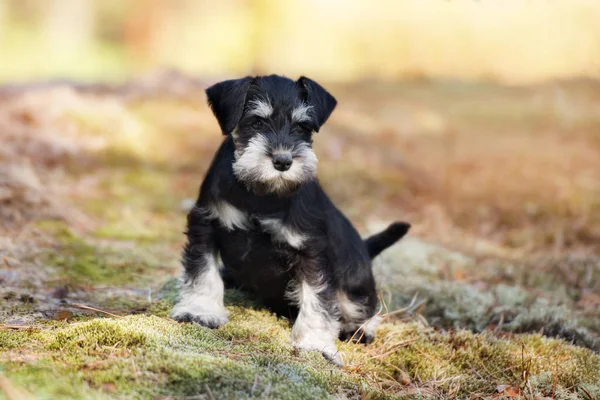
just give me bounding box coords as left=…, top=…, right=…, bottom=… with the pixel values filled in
left=202, top=201, right=249, bottom=231
left=259, top=218, right=307, bottom=249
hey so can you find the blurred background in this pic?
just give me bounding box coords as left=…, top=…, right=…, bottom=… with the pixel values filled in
left=1, top=0, right=600, bottom=366
left=1, top=0, right=599, bottom=266
left=1, top=0, right=600, bottom=83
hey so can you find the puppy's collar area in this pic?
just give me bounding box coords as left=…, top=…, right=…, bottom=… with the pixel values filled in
left=259, top=218, right=307, bottom=249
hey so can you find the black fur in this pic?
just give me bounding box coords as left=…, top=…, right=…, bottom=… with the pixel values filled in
left=296, top=76, right=338, bottom=131
left=365, top=222, right=411, bottom=259
left=206, top=77, right=253, bottom=135
left=173, top=75, right=410, bottom=363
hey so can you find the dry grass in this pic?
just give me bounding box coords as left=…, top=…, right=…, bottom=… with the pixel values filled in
left=324, top=80, right=600, bottom=255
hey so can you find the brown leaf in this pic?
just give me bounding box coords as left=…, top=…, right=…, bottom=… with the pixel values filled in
left=399, top=371, right=411, bottom=386
left=394, top=369, right=411, bottom=385
left=51, top=285, right=69, bottom=299
left=495, top=385, right=521, bottom=397
left=454, top=268, right=466, bottom=280
left=101, top=383, right=117, bottom=392
left=52, top=310, right=73, bottom=321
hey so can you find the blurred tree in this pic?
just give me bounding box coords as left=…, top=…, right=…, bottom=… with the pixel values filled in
left=41, top=0, right=95, bottom=63
left=123, top=0, right=171, bottom=70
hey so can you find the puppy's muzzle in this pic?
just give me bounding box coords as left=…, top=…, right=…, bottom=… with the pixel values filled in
left=272, top=153, right=293, bottom=171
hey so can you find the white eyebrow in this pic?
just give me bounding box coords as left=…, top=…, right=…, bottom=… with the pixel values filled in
left=292, top=104, right=313, bottom=123
left=247, top=98, right=273, bottom=118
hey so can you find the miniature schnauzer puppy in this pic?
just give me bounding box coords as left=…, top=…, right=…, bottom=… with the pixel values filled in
left=171, top=75, right=410, bottom=365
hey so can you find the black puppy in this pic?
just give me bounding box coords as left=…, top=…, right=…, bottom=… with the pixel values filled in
left=171, top=75, right=410, bottom=365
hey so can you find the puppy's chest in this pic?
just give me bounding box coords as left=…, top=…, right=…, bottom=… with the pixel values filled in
left=209, top=201, right=307, bottom=250
left=255, top=217, right=307, bottom=250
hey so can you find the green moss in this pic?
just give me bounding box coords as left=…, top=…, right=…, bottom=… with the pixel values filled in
left=6, top=87, right=599, bottom=398
left=1, top=314, right=365, bottom=399
left=51, top=319, right=148, bottom=351
left=35, top=220, right=172, bottom=286
left=375, top=326, right=599, bottom=397
left=83, top=167, right=184, bottom=242
left=46, top=240, right=147, bottom=285
left=1, top=361, right=109, bottom=400
left=2, top=296, right=599, bottom=399
left=16, top=222, right=600, bottom=399
left=0, top=330, right=37, bottom=350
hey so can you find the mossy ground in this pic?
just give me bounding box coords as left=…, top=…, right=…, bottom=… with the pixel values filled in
left=2, top=297, right=599, bottom=400
left=1, top=77, right=599, bottom=399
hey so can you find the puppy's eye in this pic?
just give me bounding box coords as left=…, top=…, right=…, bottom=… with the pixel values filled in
left=252, top=120, right=264, bottom=130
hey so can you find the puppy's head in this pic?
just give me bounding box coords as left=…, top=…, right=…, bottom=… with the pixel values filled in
left=206, top=75, right=337, bottom=195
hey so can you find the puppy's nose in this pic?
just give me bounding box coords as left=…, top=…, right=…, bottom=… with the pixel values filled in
left=272, top=154, right=293, bottom=171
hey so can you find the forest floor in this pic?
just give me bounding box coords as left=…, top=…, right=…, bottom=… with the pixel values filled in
left=1, top=72, right=599, bottom=399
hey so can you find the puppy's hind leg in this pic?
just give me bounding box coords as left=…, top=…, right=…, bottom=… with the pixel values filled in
left=288, top=276, right=342, bottom=366
left=171, top=207, right=229, bottom=328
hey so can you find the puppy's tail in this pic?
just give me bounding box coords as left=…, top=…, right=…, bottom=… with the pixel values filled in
left=364, top=222, right=411, bottom=259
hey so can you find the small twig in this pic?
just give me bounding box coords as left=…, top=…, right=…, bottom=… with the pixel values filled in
left=368, top=339, right=417, bottom=359
left=0, top=325, right=36, bottom=330
left=465, top=360, right=485, bottom=381
left=494, top=312, right=505, bottom=332
left=579, top=386, right=593, bottom=400
left=131, top=358, right=140, bottom=384
left=348, top=293, right=386, bottom=343
left=381, top=293, right=426, bottom=319
left=552, top=362, right=558, bottom=399
left=2, top=257, right=15, bottom=269
left=70, top=303, right=122, bottom=318
left=251, top=374, right=259, bottom=395
left=378, top=289, right=391, bottom=315
left=261, top=382, right=272, bottom=398
left=204, top=384, right=215, bottom=400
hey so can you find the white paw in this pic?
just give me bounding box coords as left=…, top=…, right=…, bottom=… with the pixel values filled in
left=171, top=300, right=229, bottom=329
left=171, top=309, right=229, bottom=329
left=173, top=265, right=228, bottom=329
left=293, top=338, right=343, bottom=366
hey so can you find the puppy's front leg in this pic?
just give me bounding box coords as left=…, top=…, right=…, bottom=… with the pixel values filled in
left=290, top=277, right=342, bottom=366
left=171, top=207, right=228, bottom=328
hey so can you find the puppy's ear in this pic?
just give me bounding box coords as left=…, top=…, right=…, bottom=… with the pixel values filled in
left=206, top=77, right=253, bottom=135
left=297, top=76, right=337, bottom=132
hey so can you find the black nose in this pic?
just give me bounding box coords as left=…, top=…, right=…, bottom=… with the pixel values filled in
left=272, top=154, right=293, bottom=171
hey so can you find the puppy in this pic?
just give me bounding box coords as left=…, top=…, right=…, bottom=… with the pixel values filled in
left=171, top=75, right=410, bottom=365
